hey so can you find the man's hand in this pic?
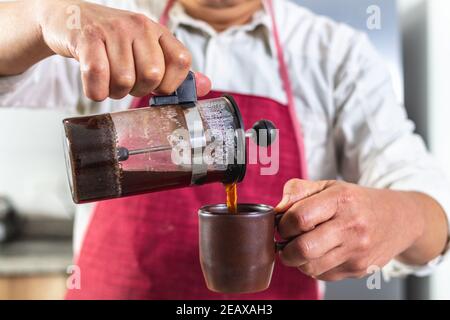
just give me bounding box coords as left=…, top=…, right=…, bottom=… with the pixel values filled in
left=0, top=0, right=211, bottom=101
left=37, top=0, right=211, bottom=101
left=276, top=179, right=448, bottom=281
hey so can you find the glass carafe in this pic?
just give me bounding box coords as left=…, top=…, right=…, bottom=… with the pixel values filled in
left=63, top=95, right=246, bottom=204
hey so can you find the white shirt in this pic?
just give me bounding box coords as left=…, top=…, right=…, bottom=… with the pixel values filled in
left=1, top=0, right=449, bottom=278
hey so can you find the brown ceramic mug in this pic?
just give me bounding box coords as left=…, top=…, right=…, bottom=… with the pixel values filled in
left=198, top=204, right=286, bottom=294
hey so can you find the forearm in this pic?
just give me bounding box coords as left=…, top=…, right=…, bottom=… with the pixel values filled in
left=394, top=191, right=449, bottom=266
left=0, top=1, right=54, bottom=76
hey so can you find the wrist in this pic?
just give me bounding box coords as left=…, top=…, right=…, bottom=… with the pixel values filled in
left=397, top=192, right=447, bottom=265
left=31, top=0, right=55, bottom=57
left=404, top=192, right=427, bottom=250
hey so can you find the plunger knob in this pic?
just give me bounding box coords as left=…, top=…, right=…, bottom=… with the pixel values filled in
left=250, top=120, right=277, bottom=147
left=117, top=147, right=130, bottom=161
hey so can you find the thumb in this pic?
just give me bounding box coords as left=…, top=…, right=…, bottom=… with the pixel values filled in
left=275, top=179, right=331, bottom=212
left=194, top=72, right=212, bottom=97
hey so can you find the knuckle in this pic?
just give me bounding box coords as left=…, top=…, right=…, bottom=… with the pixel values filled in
left=109, top=18, right=129, bottom=33
left=130, top=13, right=152, bottom=27
left=338, top=185, right=355, bottom=205
left=81, top=24, right=103, bottom=39
left=358, top=233, right=371, bottom=251
left=291, top=211, right=311, bottom=232
left=175, top=49, right=192, bottom=70
left=83, top=62, right=108, bottom=77
left=113, top=74, right=135, bottom=90
left=285, top=178, right=302, bottom=193
left=141, top=67, right=164, bottom=85
left=159, top=24, right=174, bottom=37
left=352, top=214, right=369, bottom=237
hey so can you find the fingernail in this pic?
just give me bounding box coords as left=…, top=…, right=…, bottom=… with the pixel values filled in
left=276, top=194, right=290, bottom=210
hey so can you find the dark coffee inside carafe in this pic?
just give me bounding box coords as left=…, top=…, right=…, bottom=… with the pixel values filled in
left=63, top=114, right=121, bottom=202
left=64, top=114, right=195, bottom=203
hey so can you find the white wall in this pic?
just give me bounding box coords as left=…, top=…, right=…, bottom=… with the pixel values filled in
left=0, top=109, right=74, bottom=218
left=398, top=0, right=423, bottom=11
left=399, top=0, right=450, bottom=300
left=398, top=0, right=450, bottom=177
left=426, top=0, right=450, bottom=301
left=427, top=1, right=450, bottom=169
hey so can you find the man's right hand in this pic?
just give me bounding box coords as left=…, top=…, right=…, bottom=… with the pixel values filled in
left=0, top=0, right=210, bottom=101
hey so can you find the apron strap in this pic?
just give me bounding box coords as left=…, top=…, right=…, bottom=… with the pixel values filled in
left=263, top=0, right=308, bottom=179
left=160, top=0, right=177, bottom=26
left=157, top=0, right=309, bottom=178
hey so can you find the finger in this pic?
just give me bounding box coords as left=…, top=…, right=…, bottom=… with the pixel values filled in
left=275, top=179, right=332, bottom=212
left=278, top=188, right=340, bottom=239
left=106, top=36, right=136, bottom=99
left=194, top=72, right=212, bottom=97
left=279, top=219, right=344, bottom=267
left=156, top=32, right=192, bottom=94
left=316, top=261, right=369, bottom=282
left=278, top=236, right=307, bottom=267
left=78, top=38, right=110, bottom=101
left=298, top=246, right=348, bottom=278
left=130, top=37, right=165, bottom=97
left=315, top=268, right=352, bottom=282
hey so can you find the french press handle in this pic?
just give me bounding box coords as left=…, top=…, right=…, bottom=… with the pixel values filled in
left=150, top=71, right=198, bottom=106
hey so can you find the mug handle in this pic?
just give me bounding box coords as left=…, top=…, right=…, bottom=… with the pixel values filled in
left=275, top=213, right=291, bottom=252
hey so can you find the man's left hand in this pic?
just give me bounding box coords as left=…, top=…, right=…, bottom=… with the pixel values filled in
left=275, top=179, right=440, bottom=281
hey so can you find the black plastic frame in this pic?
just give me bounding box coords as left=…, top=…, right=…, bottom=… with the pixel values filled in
left=222, top=94, right=247, bottom=184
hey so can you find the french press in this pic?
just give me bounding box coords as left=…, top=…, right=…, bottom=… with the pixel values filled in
left=63, top=72, right=277, bottom=204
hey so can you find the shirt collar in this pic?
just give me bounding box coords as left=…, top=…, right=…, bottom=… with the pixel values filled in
left=166, top=2, right=276, bottom=57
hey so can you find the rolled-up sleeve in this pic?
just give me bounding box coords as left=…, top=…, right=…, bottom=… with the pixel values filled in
left=333, top=33, right=450, bottom=277
left=0, top=56, right=82, bottom=111
left=0, top=65, right=37, bottom=94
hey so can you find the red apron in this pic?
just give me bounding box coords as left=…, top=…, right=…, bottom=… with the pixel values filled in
left=66, top=0, right=318, bottom=300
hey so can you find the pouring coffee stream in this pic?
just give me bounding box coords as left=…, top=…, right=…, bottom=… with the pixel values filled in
left=62, top=72, right=278, bottom=205
left=225, top=184, right=238, bottom=214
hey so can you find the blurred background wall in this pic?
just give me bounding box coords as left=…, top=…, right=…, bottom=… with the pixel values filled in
left=0, top=109, right=74, bottom=219
left=0, top=0, right=448, bottom=300
left=399, top=0, right=450, bottom=300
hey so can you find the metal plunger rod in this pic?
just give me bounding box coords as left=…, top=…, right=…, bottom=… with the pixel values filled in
left=117, top=145, right=172, bottom=161
left=129, top=146, right=172, bottom=155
